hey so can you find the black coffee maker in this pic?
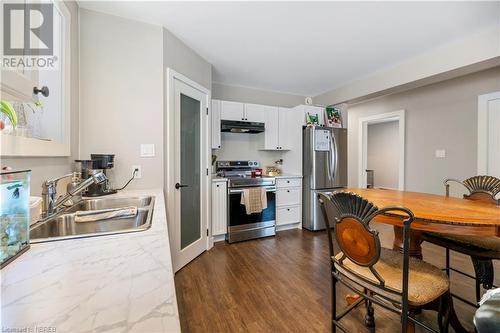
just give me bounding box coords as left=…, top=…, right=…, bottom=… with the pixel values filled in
left=75, top=154, right=117, bottom=197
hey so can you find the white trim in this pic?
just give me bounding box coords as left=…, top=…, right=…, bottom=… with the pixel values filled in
left=276, top=222, right=301, bottom=232
left=213, top=234, right=226, bottom=243
left=166, top=68, right=211, bottom=272
left=477, top=91, right=500, bottom=174
left=358, top=110, right=405, bottom=190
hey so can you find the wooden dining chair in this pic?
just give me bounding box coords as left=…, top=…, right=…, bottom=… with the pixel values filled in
left=422, top=175, right=500, bottom=307
left=318, top=191, right=451, bottom=333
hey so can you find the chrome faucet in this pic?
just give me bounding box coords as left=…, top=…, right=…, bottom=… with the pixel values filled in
left=41, top=171, right=107, bottom=217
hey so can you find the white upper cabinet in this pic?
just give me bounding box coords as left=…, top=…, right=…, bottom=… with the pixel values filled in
left=262, top=106, right=279, bottom=150
left=220, top=101, right=268, bottom=123
left=278, top=107, right=293, bottom=150
left=221, top=101, right=245, bottom=121
left=244, top=103, right=268, bottom=123
left=211, top=100, right=221, bottom=149
left=261, top=107, right=293, bottom=150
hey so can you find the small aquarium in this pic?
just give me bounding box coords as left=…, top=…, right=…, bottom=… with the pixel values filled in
left=1, top=170, right=31, bottom=268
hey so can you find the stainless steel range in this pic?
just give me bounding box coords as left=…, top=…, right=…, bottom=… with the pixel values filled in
left=216, top=161, right=276, bottom=243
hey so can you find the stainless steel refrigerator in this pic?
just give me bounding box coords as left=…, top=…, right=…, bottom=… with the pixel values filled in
left=302, top=126, right=347, bottom=231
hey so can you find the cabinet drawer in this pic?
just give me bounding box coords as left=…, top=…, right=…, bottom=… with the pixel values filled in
left=277, top=205, right=301, bottom=225
left=276, top=178, right=302, bottom=188
left=276, top=188, right=301, bottom=206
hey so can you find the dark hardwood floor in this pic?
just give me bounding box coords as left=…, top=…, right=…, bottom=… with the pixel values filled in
left=175, top=224, right=499, bottom=332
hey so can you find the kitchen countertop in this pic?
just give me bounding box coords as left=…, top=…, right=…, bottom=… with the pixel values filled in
left=211, top=174, right=302, bottom=182
left=1, top=189, right=180, bottom=333
left=273, top=174, right=302, bottom=179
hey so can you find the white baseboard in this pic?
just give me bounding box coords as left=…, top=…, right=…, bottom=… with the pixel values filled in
left=276, top=222, right=301, bottom=232
left=213, top=234, right=226, bottom=243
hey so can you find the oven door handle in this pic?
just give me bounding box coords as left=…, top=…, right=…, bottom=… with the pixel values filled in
left=229, top=187, right=276, bottom=194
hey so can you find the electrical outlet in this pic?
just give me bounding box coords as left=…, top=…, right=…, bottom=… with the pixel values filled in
left=435, top=149, right=446, bottom=158
left=132, top=165, right=142, bottom=179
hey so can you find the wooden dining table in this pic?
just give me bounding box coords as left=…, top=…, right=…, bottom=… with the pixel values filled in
left=339, top=188, right=500, bottom=333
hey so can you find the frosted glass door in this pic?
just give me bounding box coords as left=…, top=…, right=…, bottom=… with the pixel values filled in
left=172, top=76, right=208, bottom=272
left=180, top=93, right=201, bottom=249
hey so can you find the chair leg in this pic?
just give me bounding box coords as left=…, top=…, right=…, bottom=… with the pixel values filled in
left=331, top=273, right=337, bottom=333
left=401, top=309, right=409, bottom=333
left=438, top=292, right=451, bottom=333
left=445, top=248, right=450, bottom=276
left=364, top=289, right=375, bottom=330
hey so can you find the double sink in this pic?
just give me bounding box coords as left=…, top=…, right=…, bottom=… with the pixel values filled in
left=30, top=196, right=155, bottom=243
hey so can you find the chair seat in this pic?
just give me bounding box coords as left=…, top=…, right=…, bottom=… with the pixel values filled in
left=423, top=233, right=500, bottom=258
left=334, top=248, right=449, bottom=306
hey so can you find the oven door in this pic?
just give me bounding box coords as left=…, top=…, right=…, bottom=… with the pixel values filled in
left=227, top=186, right=276, bottom=242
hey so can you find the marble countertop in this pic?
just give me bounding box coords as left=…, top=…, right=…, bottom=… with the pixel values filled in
left=1, top=189, right=181, bottom=333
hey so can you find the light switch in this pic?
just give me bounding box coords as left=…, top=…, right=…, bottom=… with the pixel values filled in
left=140, top=144, right=155, bottom=157
left=435, top=149, right=446, bottom=158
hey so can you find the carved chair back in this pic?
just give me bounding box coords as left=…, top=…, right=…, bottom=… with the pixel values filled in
left=318, top=191, right=414, bottom=294
left=444, top=176, right=500, bottom=205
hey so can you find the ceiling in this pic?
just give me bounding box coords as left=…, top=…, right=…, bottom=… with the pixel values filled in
left=78, top=1, right=499, bottom=96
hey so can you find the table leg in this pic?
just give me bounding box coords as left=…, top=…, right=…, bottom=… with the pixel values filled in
left=392, top=226, right=423, bottom=259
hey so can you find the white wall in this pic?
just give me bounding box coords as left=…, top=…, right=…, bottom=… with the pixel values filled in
left=163, top=28, right=212, bottom=91
left=1, top=1, right=80, bottom=196
left=79, top=9, right=164, bottom=190
left=367, top=121, right=399, bottom=189
left=314, top=26, right=500, bottom=104
left=212, top=83, right=305, bottom=107
left=347, top=67, right=500, bottom=196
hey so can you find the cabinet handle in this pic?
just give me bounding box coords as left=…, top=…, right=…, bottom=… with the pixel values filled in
left=287, top=208, right=290, bottom=211
left=216, top=184, right=219, bottom=187
left=287, top=190, right=290, bottom=193
left=287, top=180, right=290, bottom=183
left=218, top=145, right=221, bottom=148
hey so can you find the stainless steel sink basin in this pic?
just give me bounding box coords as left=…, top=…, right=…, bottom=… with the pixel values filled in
left=30, top=196, right=155, bottom=243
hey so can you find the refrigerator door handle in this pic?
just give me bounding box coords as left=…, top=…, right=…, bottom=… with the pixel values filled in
left=327, top=137, right=333, bottom=181
left=330, top=130, right=337, bottom=181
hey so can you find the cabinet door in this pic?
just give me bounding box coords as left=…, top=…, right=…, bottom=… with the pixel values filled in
left=244, top=103, right=269, bottom=123
left=211, top=181, right=227, bottom=236
left=278, top=107, right=292, bottom=150
left=276, top=187, right=301, bottom=206
left=263, top=107, right=279, bottom=150
left=221, top=101, right=245, bottom=121
left=211, top=100, right=221, bottom=149
left=276, top=206, right=301, bottom=225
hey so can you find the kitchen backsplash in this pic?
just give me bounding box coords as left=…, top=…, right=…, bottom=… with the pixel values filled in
left=214, top=132, right=284, bottom=172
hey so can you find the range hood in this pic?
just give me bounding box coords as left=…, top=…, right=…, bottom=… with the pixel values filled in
left=221, top=120, right=265, bottom=134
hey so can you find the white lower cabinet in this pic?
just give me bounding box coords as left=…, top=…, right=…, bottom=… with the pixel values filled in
left=211, top=180, right=227, bottom=236
left=277, top=206, right=301, bottom=225
left=276, top=177, right=302, bottom=226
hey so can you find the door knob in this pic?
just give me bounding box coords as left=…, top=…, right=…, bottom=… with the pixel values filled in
left=175, top=183, right=188, bottom=189
left=33, top=86, right=49, bottom=97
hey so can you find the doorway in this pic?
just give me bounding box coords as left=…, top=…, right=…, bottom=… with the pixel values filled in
left=358, top=110, right=405, bottom=190
left=166, top=69, right=210, bottom=272
left=366, top=120, right=399, bottom=189
left=478, top=91, right=500, bottom=177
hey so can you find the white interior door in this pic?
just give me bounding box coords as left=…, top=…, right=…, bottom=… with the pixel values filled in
left=173, top=77, right=209, bottom=272
left=478, top=92, right=500, bottom=177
